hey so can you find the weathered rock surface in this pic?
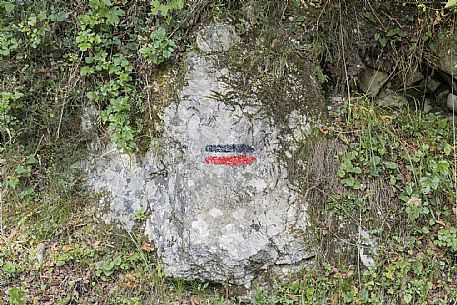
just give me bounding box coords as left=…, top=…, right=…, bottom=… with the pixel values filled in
left=375, top=89, right=408, bottom=108
left=423, top=99, right=432, bottom=113
left=359, top=68, right=389, bottom=97
left=437, top=90, right=450, bottom=108
left=448, top=93, right=457, bottom=112
left=433, top=33, right=457, bottom=78
left=85, top=23, right=324, bottom=287
left=420, top=76, right=441, bottom=94
left=358, top=227, right=376, bottom=268
left=403, top=67, right=424, bottom=87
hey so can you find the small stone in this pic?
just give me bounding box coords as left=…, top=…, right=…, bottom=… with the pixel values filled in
left=358, top=227, right=376, bottom=268
left=36, top=243, right=46, bottom=265
left=330, top=96, right=345, bottom=103
left=375, top=89, right=408, bottom=108
left=196, top=23, right=240, bottom=53
left=404, top=68, right=424, bottom=87
left=359, top=68, right=389, bottom=97
left=420, top=76, right=441, bottom=93
left=423, top=99, right=432, bottom=113
left=436, top=90, right=449, bottom=107
left=447, top=93, right=457, bottom=111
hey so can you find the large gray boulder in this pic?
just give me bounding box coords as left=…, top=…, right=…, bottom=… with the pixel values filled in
left=86, top=23, right=324, bottom=287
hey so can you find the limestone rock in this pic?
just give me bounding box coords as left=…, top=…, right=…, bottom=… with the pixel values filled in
left=359, top=68, right=389, bottom=97
left=196, top=23, right=240, bottom=53
left=86, top=23, right=323, bottom=287
left=358, top=227, right=376, bottom=268
left=447, top=93, right=457, bottom=112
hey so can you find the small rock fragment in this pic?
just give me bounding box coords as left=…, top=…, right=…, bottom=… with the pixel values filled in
left=358, top=227, right=377, bottom=268
left=36, top=242, right=46, bottom=266
left=375, top=89, right=408, bottom=108
left=436, top=90, right=449, bottom=107
left=403, top=68, right=424, bottom=87
left=359, top=68, right=389, bottom=97
left=447, top=93, right=457, bottom=111
left=420, top=76, right=441, bottom=93
left=423, top=99, right=432, bottom=113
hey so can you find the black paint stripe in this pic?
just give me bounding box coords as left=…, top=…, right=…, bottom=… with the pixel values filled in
left=205, top=144, right=255, bottom=154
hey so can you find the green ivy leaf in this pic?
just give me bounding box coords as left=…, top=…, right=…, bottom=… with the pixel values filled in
left=27, top=154, right=37, bottom=165
left=80, top=66, right=95, bottom=76
left=337, top=167, right=346, bottom=178
left=113, top=256, right=122, bottom=266
left=384, top=161, right=398, bottom=170
left=15, top=165, right=30, bottom=175
left=7, top=176, right=20, bottom=189
left=7, top=287, right=25, bottom=305
left=371, top=155, right=381, bottom=166
left=1, top=1, right=15, bottom=14
left=103, top=6, right=125, bottom=25
left=403, top=293, right=412, bottom=304
left=341, top=177, right=362, bottom=190
left=386, top=28, right=406, bottom=37
left=445, top=0, right=457, bottom=8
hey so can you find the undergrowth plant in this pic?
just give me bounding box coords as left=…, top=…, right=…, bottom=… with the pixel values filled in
left=322, top=99, right=457, bottom=304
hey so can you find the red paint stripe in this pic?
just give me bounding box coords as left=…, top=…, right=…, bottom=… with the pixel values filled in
left=204, top=155, right=256, bottom=166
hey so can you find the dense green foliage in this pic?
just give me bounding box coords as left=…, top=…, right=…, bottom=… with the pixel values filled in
left=0, top=0, right=188, bottom=154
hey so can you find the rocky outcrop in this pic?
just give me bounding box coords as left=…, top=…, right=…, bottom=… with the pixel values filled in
left=85, top=23, right=325, bottom=287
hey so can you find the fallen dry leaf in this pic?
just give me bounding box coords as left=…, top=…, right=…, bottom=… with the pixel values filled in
left=337, top=133, right=350, bottom=145
left=407, top=196, right=421, bottom=207
left=191, top=297, right=200, bottom=305
left=271, top=39, right=279, bottom=48
left=320, top=127, right=329, bottom=134
left=380, top=115, right=392, bottom=121
left=141, top=242, right=155, bottom=252
left=436, top=220, right=446, bottom=227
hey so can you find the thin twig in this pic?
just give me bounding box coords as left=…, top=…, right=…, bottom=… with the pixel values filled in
left=451, top=14, right=456, bottom=209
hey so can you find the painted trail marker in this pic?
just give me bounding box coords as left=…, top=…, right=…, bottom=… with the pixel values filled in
left=204, top=144, right=256, bottom=166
